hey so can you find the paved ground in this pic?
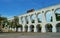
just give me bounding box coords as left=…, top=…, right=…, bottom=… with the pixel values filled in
left=0, top=32, right=60, bottom=38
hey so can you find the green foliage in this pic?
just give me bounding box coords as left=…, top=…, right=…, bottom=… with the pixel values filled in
left=14, top=16, right=19, bottom=23
left=55, top=13, right=60, bottom=21
left=46, top=24, right=52, bottom=28
left=17, top=24, right=22, bottom=28
left=0, top=16, right=7, bottom=22
left=25, top=25, right=28, bottom=28
left=0, top=16, right=8, bottom=28
left=13, top=16, right=19, bottom=32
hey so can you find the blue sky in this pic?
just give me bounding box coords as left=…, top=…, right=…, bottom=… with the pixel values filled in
left=0, top=0, right=60, bottom=19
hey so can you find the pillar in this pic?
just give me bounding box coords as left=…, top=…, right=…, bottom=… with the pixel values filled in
left=42, top=13, right=46, bottom=22
left=22, top=16, right=26, bottom=32
left=27, top=15, right=31, bottom=32
left=19, top=17, right=22, bottom=24
left=41, top=24, right=46, bottom=33
left=34, top=13, right=38, bottom=23
left=33, top=13, right=38, bottom=32
left=22, top=25, right=25, bottom=32
left=52, top=11, right=56, bottom=22
left=23, top=16, right=26, bottom=24
left=34, top=25, right=37, bottom=32
left=28, top=15, right=31, bottom=24
left=52, top=23, right=56, bottom=32
left=28, top=25, right=31, bottom=32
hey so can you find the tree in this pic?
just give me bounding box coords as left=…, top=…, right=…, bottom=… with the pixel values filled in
left=55, top=13, right=60, bottom=21
left=0, top=16, right=7, bottom=27
left=13, top=16, right=19, bottom=32
left=0, top=16, right=8, bottom=32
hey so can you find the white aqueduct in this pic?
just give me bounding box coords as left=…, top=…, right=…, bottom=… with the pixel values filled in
left=10, top=4, right=60, bottom=33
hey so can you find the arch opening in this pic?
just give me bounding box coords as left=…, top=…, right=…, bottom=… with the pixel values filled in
left=31, top=15, right=35, bottom=23
left=21, top=17, right=24, bottom=24
left=45, top=24, right=52, bottom=32
left=56, top=23, right=60, bottom=32
left=17, top=24, right=23, bottom=32
left=55, top=8, right=60, bottom=21
left=24, top=25, right=28, bottom=32
left=45, top=11, right=52, bottom=22
left=36, top=24, right=42, bottom=32
left=30, top=25, right=34, bottom=32
left=25, top=16, right=29, bottom=24
left=37, top=13, right=42, bottom=23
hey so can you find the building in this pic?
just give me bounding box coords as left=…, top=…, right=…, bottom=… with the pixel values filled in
left=27, top=9, right=35, bottom=13
left=10, top=4, right=60, bottom=33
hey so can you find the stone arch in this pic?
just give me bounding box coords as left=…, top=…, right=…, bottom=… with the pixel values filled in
left=45, top=10, right=53, bottom=22
left=36, top=24, right=42, bottom=32
left=18, top=24, right=23, bottom=32
left=30, top=25, right=34, bottom=32
left=56, top=23, right=60, bottom=32
left=21, top=17, right=23, bottom=24
left=25, top=16, right=29, bottom=24
left=45, top=23, right=52, bottom=32
left=37, top=13, right=42, bottom=23
left=30, top=14, right=35, bottom=23
left=24, top=25, right=28, bottom=32
left=54, top=8, right=60, bottom=21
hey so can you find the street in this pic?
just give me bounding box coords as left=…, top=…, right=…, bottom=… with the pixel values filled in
left=0, top=32, right=60, bottom=38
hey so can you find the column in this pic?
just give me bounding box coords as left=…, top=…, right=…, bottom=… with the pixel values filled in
left=34, top=13, right=38, bottom=23
left=41, top=24, right=46, bottom=33
left=28, top=15, right=31, bottom=32
left=28, top=25, right=31, bottom=32
left=28, top=15, right=31, bottom=24
left=22, top=16, right=26, bottom=32
left=19, top=17, right=22, bottom=24
left=52, top=11, right=56, bottom=22
left=23, top=16, right=26, bottom=24
left=22, top=25, right=25, bottom=32
left=42, top=13, right=46, bottom=22
left=34, top=13, right=38, bottom=32
left=34, top=25, right=37, bottom=32
left=52, top=23, right=56, bottom=32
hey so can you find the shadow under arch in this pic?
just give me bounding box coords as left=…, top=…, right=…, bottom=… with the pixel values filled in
left=30, top=14, right=35, bottom=23
left=56, top=23, right=60, bottom=32
left=45, top=23, right=52, bottom=32
left=30, top=25, right=34, bottom=32
left=37, top=13, right=42, bottom=23
left=25, top=16, right=29, bottom=24
left=18, top=24, right=23, bottom=32
left=54, top=8, right=60, bottom=21
left=36, top=24, right=42, bottom=32
left=24, top=25, right=28, bottom=32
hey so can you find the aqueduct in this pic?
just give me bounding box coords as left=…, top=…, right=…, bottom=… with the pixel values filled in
left=12, top=4, right=60, bottom=33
